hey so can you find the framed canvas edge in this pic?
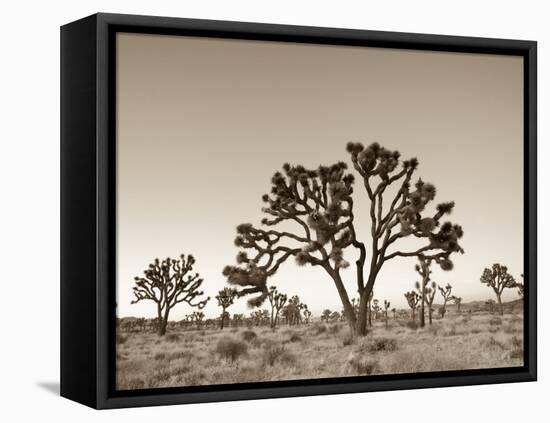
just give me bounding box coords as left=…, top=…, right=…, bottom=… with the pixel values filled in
left=69, top=12, right=537, bottom=409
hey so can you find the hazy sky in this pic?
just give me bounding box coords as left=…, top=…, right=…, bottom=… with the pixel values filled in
left=116, top=32, right=523, bottom=320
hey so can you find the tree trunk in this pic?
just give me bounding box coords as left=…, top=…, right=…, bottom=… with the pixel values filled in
left=420, top=284, right=426, bottom=328
left=220, top=310, right=225, bottom=329
left=158, top=317, right=167, bottom=336
left=497, top=294, right=503, bottom=315
left=428, top=306, right=432, bottom=325
left=412, top=308, right=416, bottom=322
left=329, top=268, right=357, bottom=334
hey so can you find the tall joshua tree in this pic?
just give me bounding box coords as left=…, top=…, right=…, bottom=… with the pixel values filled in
left=216, top=287, right=237, bottom=329
left=267, top=286, right=287, bottom=328
left=131, top=254, right=210, bottom=336
left=438, top=283, right=453, bottom=318
left=404, top=291, right=421, bottom=322
left=480, top=263, right=517, bottom=315
left=224, top=142, right=463, bottom=336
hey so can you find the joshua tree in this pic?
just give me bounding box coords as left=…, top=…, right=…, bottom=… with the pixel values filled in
left=414, top=257, right=434, bottom=327
left=232, top=313, right=244, bottom=327
left=480, top=264, right=517, bottom=315
left=303, top=307, right=312, bottom=324
left=517, top=274, right=524, bottom=299
left=366, top=291, right=374, bottom=327
left=321, top=309, right=332, bottom=323
left=131, top=254, right=210, bottom=336
left=267, top=286, right=288, bottom=328
left=391, top=307, right=396, bottom=320
left=404, top=291, right=421, bottom=322
left=452, top=296, right=462, bottom=313
left=216, top=287, right=238, bottom=329
left=282, top=295, right=305, bottom=325
left=423, top=281, right=436, bottom=325
left=371, top=298, right=381, bottom=320
left=192, top=311, right=205, bottom=329
left=438, top=283, right=453, bottom=318
left=224, top=142, right=463, bottom=336
left=383, top=300, right=391, bottom=329
left=330, top=311, right=341, bottom=322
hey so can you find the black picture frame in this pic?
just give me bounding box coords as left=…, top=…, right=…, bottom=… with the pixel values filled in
left=60, top=12, right=537, bottom=409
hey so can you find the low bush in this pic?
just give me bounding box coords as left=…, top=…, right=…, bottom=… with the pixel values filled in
left=289, top=333, right=302, bottom=343
left=489, top=316, right=503, bottom=326
left=262, top=345, right=296, bottom=366
left=357, top=337, right=398, bottom=353
left=215, top=337, right=248, bottom=363
left=165, top=333, right=180, bottom=343
left=405, top=320, right=419, bottom=330
left=241, top=330, right=258, bottom=342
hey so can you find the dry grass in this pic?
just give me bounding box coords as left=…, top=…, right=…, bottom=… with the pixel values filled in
left=116, top=312, right=524, bottom=389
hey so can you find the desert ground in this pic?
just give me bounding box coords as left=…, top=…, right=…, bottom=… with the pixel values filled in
left=116, top=308, right=524, bottom=390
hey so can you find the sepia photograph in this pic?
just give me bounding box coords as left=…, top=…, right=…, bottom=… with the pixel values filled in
left=114, top=32, right=525, bottom=391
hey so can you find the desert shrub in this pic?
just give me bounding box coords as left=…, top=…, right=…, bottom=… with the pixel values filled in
left=241, top=330, right=258, bottom=342
left=215, top=337, right=248, bottom=362
left=168, top=350, right=194, bottom=361
left=503, top=324, right=521, bottom=334
left=184, top=370, right=207, bottom=385
left=511, top=336, right=523, bottom=349
left=262, top=345, right=296, bottom=366
left=483, top=336, right=504, bottom=350
left=154, top=352, right=166, bottom=360
left=341, top=333, right=354, bottom=347
left=357, top=337, right=398, bottom=353
left=116, top=334, right=128, bottom=344
left=405, top=321, right=418, bottom=330
left=289, top=333, right=302, bottom=343
left=345, top=353, right=380, bottom=375
left=311, top=323, right=327, bottom=335
left=328, top=324, right=341, bottom=334
left=166, top=333, right=181, bottom=342
left=509, top=349, right=523, bottom=360
left=489, top=316, right=503, bottom=326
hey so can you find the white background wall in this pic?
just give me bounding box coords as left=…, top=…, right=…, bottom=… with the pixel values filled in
left=1, top=0, right=546, bottom=420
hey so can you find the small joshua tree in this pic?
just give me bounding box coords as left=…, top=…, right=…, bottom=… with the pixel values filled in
left=391, top=307, right=396, bottom=320
left=321, top=309, right=332, bottom=323
left=438, top=283, right=453, bottom=318
left=267, top=286, right=288, bottom=328
left=517, top=274, right=524, bottom=299
left=216, top=287, right=238, bottom=329
left=131, top=254, right=210, bottom=336
left=480, top=263, right=517, bottom=315
left=232, top=313, right=244, bottom=327
left=282, top=295, right=305, bottom=325
left=367, top=291, right=374, bottom=327
left=192, top=311, right=205, bottom=329
left=372, top=299, right=381, bottom=320
left=452, top=296, right=462, bottom=313
left=303, top=307, right=312, bottom=324
left=383, top=300, right=391, bottom=329
left=414, top=257, right=433, bottom=328
left=404, top=291, right=421, bottom=322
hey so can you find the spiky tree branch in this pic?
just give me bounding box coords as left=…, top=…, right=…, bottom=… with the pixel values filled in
left=438, top=283, right=453, bottom=318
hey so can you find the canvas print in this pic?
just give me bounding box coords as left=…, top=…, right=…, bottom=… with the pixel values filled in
left=115, top=33, right=525, bottom=390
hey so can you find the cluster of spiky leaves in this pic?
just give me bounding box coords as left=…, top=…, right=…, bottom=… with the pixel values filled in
left=131, top=254, right=210, bottom=311
left=223, top=161, right=357, bottom=306
left=216, top=287, right=238, bottom=310
left=346, top=141, right=463, bottom=272
left=404, top=291, right=421, bottom=309
left=480, top=263, right=518, bottom=294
